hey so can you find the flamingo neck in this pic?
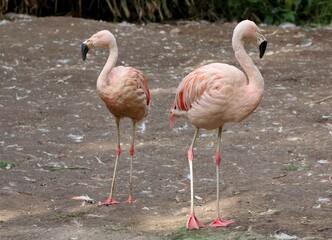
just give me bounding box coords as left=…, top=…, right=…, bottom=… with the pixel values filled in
left=97, top=44, right=118, bottom=88
left=232, top=38, right=264, bottom=91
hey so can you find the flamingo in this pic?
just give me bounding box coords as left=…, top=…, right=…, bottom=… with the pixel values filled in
left=170, top=20, right=267, bottom=230
left=81, top=30, right=150, bottom=205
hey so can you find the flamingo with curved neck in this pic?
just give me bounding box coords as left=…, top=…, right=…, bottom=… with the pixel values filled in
left=81, top=30, right=150, bottom=206
left=170, top=20, right=267, bottom=229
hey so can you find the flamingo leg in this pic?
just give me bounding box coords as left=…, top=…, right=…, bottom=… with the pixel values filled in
left=210, top=127, right=234, bottom=227
left=99, top=117, right=121, bottom=206
left=125, top=121, right=136, bottom=203
left=186, top=127, right=204, bottom=230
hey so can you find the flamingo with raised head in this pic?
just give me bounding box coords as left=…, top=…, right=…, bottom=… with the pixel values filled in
left=81, top=30, right=150, bottom=206
left=170, top=20, right=267, bottom=230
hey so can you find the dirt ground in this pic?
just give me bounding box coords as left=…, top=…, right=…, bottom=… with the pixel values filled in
left=0, top=15, right=331, bottom=240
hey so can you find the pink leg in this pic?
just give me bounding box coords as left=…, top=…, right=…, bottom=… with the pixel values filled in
left=125, top=122, right=136, bottom=203
left=186, top=128, right=204, bottom=230
left=99, top=118, right=121, bottom=206
left=210, top=127, right=234, bottom=227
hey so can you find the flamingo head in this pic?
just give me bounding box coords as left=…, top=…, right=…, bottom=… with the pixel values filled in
left=233, top=20, right=268, bottom=58
left=81, top=30, right=116, bottom=61
left=256, top=30, right=267, bottom=58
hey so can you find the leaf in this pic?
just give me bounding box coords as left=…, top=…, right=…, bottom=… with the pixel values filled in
left=0, top=161, right=17, bottom=170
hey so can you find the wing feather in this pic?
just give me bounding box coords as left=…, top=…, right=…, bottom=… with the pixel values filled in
left=100, top=66, right=150, bottom=121
left=170, top=63, right=247, bottom=128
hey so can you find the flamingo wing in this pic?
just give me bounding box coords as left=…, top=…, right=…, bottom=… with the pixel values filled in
left=99, top=66, right=150, bottom=122
left=170, top=63, right=247, bottom=129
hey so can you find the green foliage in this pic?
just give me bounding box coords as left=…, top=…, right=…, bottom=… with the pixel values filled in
left=1, top=0, right=331, bottom=25
left=167, top=227, right=225, bottom=240
left=281, top=162, right=311, bottom=171
left=0, top=160, right=17, bottom=169
left=281, top=163, right=299, bottom=171
left=167, top=226, right=274, bottom=240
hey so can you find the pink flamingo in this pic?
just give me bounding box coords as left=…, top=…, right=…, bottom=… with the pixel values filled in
left=170, top=20, right=267, bottom=229
left=81, top=30, right=150, bottom=205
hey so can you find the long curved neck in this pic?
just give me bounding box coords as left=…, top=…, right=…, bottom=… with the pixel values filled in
left=97, top=44, right=118, bottom=88
left=232, top=36, right=264, bottom=91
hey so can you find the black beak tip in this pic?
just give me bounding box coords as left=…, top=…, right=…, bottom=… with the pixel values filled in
left=259, top=40, right=267, bottom=58
left=81, top=43, right=89, bottom=61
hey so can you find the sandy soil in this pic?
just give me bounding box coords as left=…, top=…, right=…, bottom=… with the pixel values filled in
left=0, top=15, right=331, bottom=239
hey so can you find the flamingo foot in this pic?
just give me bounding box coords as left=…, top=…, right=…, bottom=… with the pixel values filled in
left=98, top=197, right=119, bottom=206
left=209, top=217, right=234, bottom=228
left=186, top=212, right=204, bottom=230
left=124, top=197, right=135, bottom=203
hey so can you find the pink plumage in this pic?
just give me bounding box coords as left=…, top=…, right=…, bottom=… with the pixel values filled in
left=81, top=30, right=150, bottom=205
left=171, top=63, right=261, bottom=129
left=170, top=20, right=267, bottom=229
left=98, top=66, right=150, bottom=121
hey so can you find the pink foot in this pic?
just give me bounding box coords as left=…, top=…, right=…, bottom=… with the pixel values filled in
left=98, top=197, right=119, bottom=206
left=124, top=197, right=135, bottom=203
left=186, top=212, right=204, bottom=230
left=210, top=217, right=234, bottom=228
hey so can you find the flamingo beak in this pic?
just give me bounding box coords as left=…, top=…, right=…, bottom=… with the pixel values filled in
left=259, top=40, right=267, bottom=58
left=81, top=42, right=89, bottom=61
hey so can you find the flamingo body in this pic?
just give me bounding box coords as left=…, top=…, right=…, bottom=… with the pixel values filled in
left=171, top=63, right=263, bottom=130
left=97, top=66, right=150, bottom=122
left=81, top=30, right=149, bottom=205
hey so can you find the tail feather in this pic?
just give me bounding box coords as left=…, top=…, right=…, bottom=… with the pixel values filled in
left=170, top=111, right=174, bottom=128
left=170, top=108, right=188, bottom=128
